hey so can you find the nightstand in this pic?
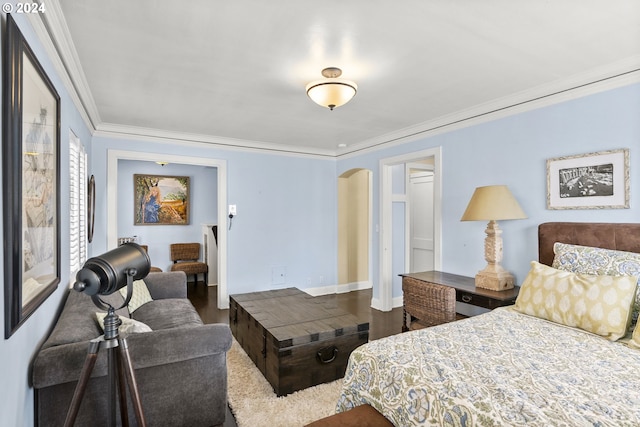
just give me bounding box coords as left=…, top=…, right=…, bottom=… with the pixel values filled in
left=400, top=271, right=520, bottom=324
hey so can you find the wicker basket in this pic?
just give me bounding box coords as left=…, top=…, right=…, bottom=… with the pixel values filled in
left=402, top=277, right=456, bottom=330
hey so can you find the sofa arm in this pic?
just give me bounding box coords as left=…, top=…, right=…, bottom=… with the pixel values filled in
left=32, top=323, right=232, bottom=390
left=143, top=271, right=187, bottom=299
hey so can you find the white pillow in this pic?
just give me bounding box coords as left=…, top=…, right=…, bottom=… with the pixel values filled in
left=119, top=279, right=153, bottom=313
left=95, top=312, right=152, bottom=334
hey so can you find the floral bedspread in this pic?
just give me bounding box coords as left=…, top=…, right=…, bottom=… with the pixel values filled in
left=337, top=308, right=640, bottom=426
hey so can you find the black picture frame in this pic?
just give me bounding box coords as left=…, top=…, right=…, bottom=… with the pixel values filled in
left=88, top=175, right=95, bottom=243
left=3, top=15, right=61, bottom=338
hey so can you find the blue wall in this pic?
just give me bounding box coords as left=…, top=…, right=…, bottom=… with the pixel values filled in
left=338, top=83, right=640, bottom=302
left=0, top=12, right=93, bottom=427
left=90, top=137, right=338, bottom=295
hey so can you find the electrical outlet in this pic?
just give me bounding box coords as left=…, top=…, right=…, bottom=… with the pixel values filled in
left=228, top=204, right=237, bottom=215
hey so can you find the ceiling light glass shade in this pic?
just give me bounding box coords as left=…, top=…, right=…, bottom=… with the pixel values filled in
left=306, top=79, right=357, bottom=110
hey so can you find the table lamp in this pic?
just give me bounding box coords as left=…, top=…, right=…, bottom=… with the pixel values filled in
left=460, top=185, right=527, bottom=290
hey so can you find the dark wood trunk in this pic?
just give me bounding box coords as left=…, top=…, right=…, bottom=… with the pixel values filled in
left=230, top=288, right=369, bottom=396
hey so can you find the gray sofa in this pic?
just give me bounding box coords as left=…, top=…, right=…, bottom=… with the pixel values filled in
left=32, top=271, right=232, bottom=427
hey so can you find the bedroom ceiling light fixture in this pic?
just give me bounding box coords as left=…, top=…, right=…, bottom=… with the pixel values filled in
left=306, top=67, right=357, bottom=111
left=155, top=161, right=169, bottom=166
left=461, top=185, right=527, bottom=291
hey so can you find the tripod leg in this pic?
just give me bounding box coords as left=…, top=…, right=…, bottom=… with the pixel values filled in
left=116, top=347, right=131, bottom=427
left=106, top=347, right=123, bottom=427
left=64, top=341, right=100, bottom=427
left=119, top=337, right=147, bottom=427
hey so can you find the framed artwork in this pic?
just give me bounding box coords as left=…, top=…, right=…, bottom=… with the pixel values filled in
left=546, top=148, right=629, bottom=210
left=3, top=15, right=61, bottom=338
left=134, top=174, right=190, bottom=225
left=87, top=175, right=95, bottom=242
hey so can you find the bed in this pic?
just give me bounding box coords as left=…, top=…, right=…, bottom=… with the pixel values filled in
left=336, top=222, right=640, bottom=426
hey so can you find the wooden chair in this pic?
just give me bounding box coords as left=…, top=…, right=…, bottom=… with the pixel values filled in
left=139, top=244, right=162, bottom=272
left=402, top=277, right=456, bottom=331
left=170, top=243, right=208, bottom=284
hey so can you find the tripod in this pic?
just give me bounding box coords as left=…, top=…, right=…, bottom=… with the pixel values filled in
left=64, top=278, right=147, bottom=426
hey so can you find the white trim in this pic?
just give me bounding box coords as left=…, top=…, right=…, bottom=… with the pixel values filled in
left=96, top=123, right=336, bottom=159
left=338, top=67, right=640, bottom=159
left=378, top=163, right=393, bottom=312
left=303, top=281, right=372, bottom=297
left=26, top=5, right=640, bottom=159
left=26, top=4, right=97, bottom=131
left=379, top=147, right=442, bottom=311
left=107, top=150, right=229, bottom=309
left=392, top=295, right=404, bottom=309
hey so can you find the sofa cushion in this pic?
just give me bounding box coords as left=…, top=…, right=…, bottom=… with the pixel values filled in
left=42, top=291, right=103, bottom=349
left=132, top=298, right=203, bottom=330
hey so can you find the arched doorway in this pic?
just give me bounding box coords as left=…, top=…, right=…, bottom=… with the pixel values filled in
left=337, top=168, right=372, bottom=291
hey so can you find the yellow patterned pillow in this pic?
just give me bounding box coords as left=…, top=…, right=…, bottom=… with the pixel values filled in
left=515, top=261, right=637, bottom=341
left=118, top=279, right=153, bottom=313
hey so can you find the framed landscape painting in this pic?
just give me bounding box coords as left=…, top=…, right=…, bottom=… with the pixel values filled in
left=3, top=15, right=61, bottom=338
left=134, top=174, right=190, bottom=225
left=546, top=148, right=629, bottom=210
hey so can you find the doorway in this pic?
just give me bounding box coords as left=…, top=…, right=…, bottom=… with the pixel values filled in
left=337, top=168, right=372, bottom=291
left=408, top=164, right=435, bottom=273
left=106, top=150, right=229, bottom=309
left=377, top=147, right=441, bottom=311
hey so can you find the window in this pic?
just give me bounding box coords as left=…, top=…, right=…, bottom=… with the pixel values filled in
left=69, top=131, right=87, bottom=280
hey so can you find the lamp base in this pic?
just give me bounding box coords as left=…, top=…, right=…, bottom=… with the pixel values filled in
left=475, top=265, right=515, bottom=291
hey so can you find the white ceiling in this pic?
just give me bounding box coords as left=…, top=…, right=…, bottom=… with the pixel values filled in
left=44, top=1, right=640, bottom=156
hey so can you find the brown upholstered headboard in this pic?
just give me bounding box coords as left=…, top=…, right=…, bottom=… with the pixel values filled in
left=538, top=222, right=640, bottom=266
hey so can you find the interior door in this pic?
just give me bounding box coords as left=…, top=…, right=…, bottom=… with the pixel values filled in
left=409, top=171, right=434, bottom=272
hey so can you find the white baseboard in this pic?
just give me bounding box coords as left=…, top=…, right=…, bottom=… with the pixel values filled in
left=302, top=281, right=372, bottom=297
left=371, top=295, right=404, bottom=312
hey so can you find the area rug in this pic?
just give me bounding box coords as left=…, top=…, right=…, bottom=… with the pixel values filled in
left=226, top=339, right=343, bottom=427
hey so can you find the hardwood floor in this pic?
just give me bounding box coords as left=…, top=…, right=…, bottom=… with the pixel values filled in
left=186, top=282, right=405, bottom=427
left=187, top=282, right=405, bottom=340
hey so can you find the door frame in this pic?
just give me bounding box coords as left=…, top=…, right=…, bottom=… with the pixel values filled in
left=377, top=147, right=442, bottom=311
left=106, top=149, right=229, bottom=309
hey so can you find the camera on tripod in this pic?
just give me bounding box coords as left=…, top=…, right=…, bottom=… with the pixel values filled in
left=66, top=242, right=151, bottom=427
left=74, top=242, right=150, bottom=297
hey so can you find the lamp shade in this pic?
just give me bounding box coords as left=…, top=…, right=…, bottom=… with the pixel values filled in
left=460, top=185, right=527, bottom=221
left=306, top=79, right=357, bottom=110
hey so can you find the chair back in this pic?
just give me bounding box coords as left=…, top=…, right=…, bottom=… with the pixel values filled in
left=170, top=243, right=201, bottom=262
left=402, top=277, right=456, bottom=328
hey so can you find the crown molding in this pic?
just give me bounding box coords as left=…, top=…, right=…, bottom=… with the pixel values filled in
left=32, top=4, right=640, bottom=160
left=338, top=59, right=640, bottom=159
left=98, top=65, right=640, bottom=161
left=25, top=1, right=98, bottom=132
left=94, top=123, right=337, bottom=159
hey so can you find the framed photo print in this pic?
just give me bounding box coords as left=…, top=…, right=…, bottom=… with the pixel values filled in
left=546, top=148, right=629, bottom=210
left=134, top=174, right=190, bottom=225
left=3, top=15, right=61, bottom=338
